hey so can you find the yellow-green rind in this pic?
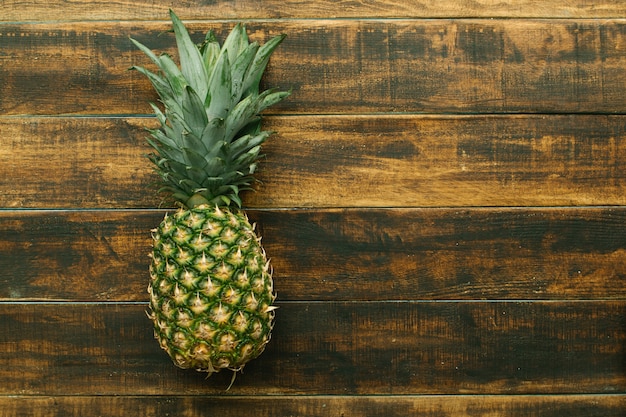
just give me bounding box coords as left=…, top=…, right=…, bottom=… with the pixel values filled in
left=148, top=205, right=276, bottom=374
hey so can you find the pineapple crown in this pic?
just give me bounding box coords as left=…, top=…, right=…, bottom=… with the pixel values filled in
left=131, top=10, right=290, bottom=209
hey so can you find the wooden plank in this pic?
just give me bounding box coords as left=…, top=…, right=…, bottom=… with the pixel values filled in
left=259, top=115, right=626, bottom=207
left=0, top=208, right=624, bottom=302
left=259, top=207, right=626, bottom=301
left=0, top=301, right=623, bottom=395
left=0, top=117, right=156, bottom=208
left=1, top=394, right=624, bottom=417
left=2, top=20, right=626, bottom=115
left=0, top=210, right=154, bottom=301
left=3, top=0, right=626, bottom=21
left=1, top=115, right=625, bottom=209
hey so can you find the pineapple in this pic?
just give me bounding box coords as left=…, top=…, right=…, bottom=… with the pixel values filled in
left=131, top=10, right=289, bottom=378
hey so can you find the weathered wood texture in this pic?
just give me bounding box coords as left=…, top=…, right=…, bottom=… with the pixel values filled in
left=0, top=208, right=624, bottom=302
left=2, top=19, right=626, bottom=115
left=1, top=302, right=624, bottom=395
left=1, top=395, right=624, bottom=417
left=1, top=115, right=625, bottom=208
left=1, top=0, right=625, bottom=415
left=2, top=0, right=626, bottom=20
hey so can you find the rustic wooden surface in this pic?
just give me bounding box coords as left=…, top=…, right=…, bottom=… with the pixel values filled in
left=1, top=302, right=625, bottom=395
left=0, top=208, right=624, bottom=301
left=1, top=395, right=625, bottom=417
left=3, top=20, right=626, bottom=116
left=1, top=115, right=625, bottom=208
left=2, top=0, right=626, bottom=20
left=1, top=1, right=625, bottom=416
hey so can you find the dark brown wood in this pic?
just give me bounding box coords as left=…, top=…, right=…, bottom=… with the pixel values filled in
left=1, top=394, right=624, bottom=417
left=2, top=20, right=626, bottom=115
left=0, top=117, right=155, bottom=208
left=2, top=1, right=625, bottom=414
left=0, top=210, right=154, bottom=301
left=260, top=207, right=626, bottom=301
left=3, top=0, right=626, bottom=20
left=1, top=208, right=624, bottom=302
left=1, top=115, right=625, bottom=209
left=259, top=114, right=626, bottom=207
left=0, top=301, right=623, bottom=395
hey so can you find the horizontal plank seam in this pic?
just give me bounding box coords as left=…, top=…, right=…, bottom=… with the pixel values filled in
left=1, top=393, right=624, bottom=399
left=1, top=206, right=626, bottom=213
left=4, top=111, right=626, bottom=118
left=3, top=16, right=625, bottom=25
left=4, top=112, right=626, bottom=117
left=0, top=300, right=623, bottom=305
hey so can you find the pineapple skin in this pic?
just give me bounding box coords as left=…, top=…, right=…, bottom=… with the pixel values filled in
left=148, top=205, right=276, bottom=374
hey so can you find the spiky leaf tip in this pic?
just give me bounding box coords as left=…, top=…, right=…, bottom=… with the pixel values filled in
left=131, top=10, right=290, bottom=209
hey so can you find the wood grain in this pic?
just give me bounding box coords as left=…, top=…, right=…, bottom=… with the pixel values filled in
left=1, top=395, right=624, bottom=417
left=1, top=1, right=625, bottom=414
left=0, top=301, right=623, bottom=395
left=1, top=115, right=625, bottom=209
left=259, top=115, right=626, bottom=207
left=2, top=20, right=626, bottom=115
left=3, top=0, right=626, bottom=20
left=0, top=208, right=624, bottom=302
left=0, top=117, right=152, bottom=208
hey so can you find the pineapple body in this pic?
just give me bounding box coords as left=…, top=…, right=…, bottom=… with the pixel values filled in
left=149, top=205, right=275, bottom=373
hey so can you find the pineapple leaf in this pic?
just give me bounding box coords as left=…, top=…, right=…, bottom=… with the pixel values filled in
left=223, top=94, right=260, bottom=143
left=229, top=193, right=243, bottom=208
left=178, top=177, right=204, bottom=191
left=234, top=145, right=262, bottom=167
left=207, top=51, right=232, bottom=119
left=204, top=156, right=226, bottom=176
left=180, top=85, right=208, bottom=138
left=160, top=158, right=188, bottom=177
left=132, top=14, right=290, bottom=208
left=130, top=37, right=187, bottom=104
left=149, top=103, right=167, bottom=125
left=147, top=131, right=180, bottom=159
left=169, top=10, right=210, bottom=101
left=223, top=89, right=288, bottom=143
left=242, top=34, right=286, bottom=97
left=200, top=30, right=220, bottom=74
left=171, top=191, right=194, bottom=203
left=183, top=170, right=207, bottom=190
left=235, top=118, right=262, bottom=138
left=166, top=112, right=192, bottom=144
left=182, top=147, right=209, bottom=171
left=200, top=116, right=225, bottom=140
left=130, top=65, right=175, bottom=107
left=228, top=132, right=268, bottom=160
left=221, top=23, right=249, bottom=70
left=157, top=54, right=188, bottom=98
left=231, top=42, right=260, bottom=103
left=129, top=37, right=162, bottom=70
left=260, top=89, right=292, bottom=110
left=181, top=131, right=211, bottom=159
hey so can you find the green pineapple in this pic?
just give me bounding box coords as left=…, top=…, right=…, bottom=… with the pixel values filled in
left=131, top=10, right=289, bottom=377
